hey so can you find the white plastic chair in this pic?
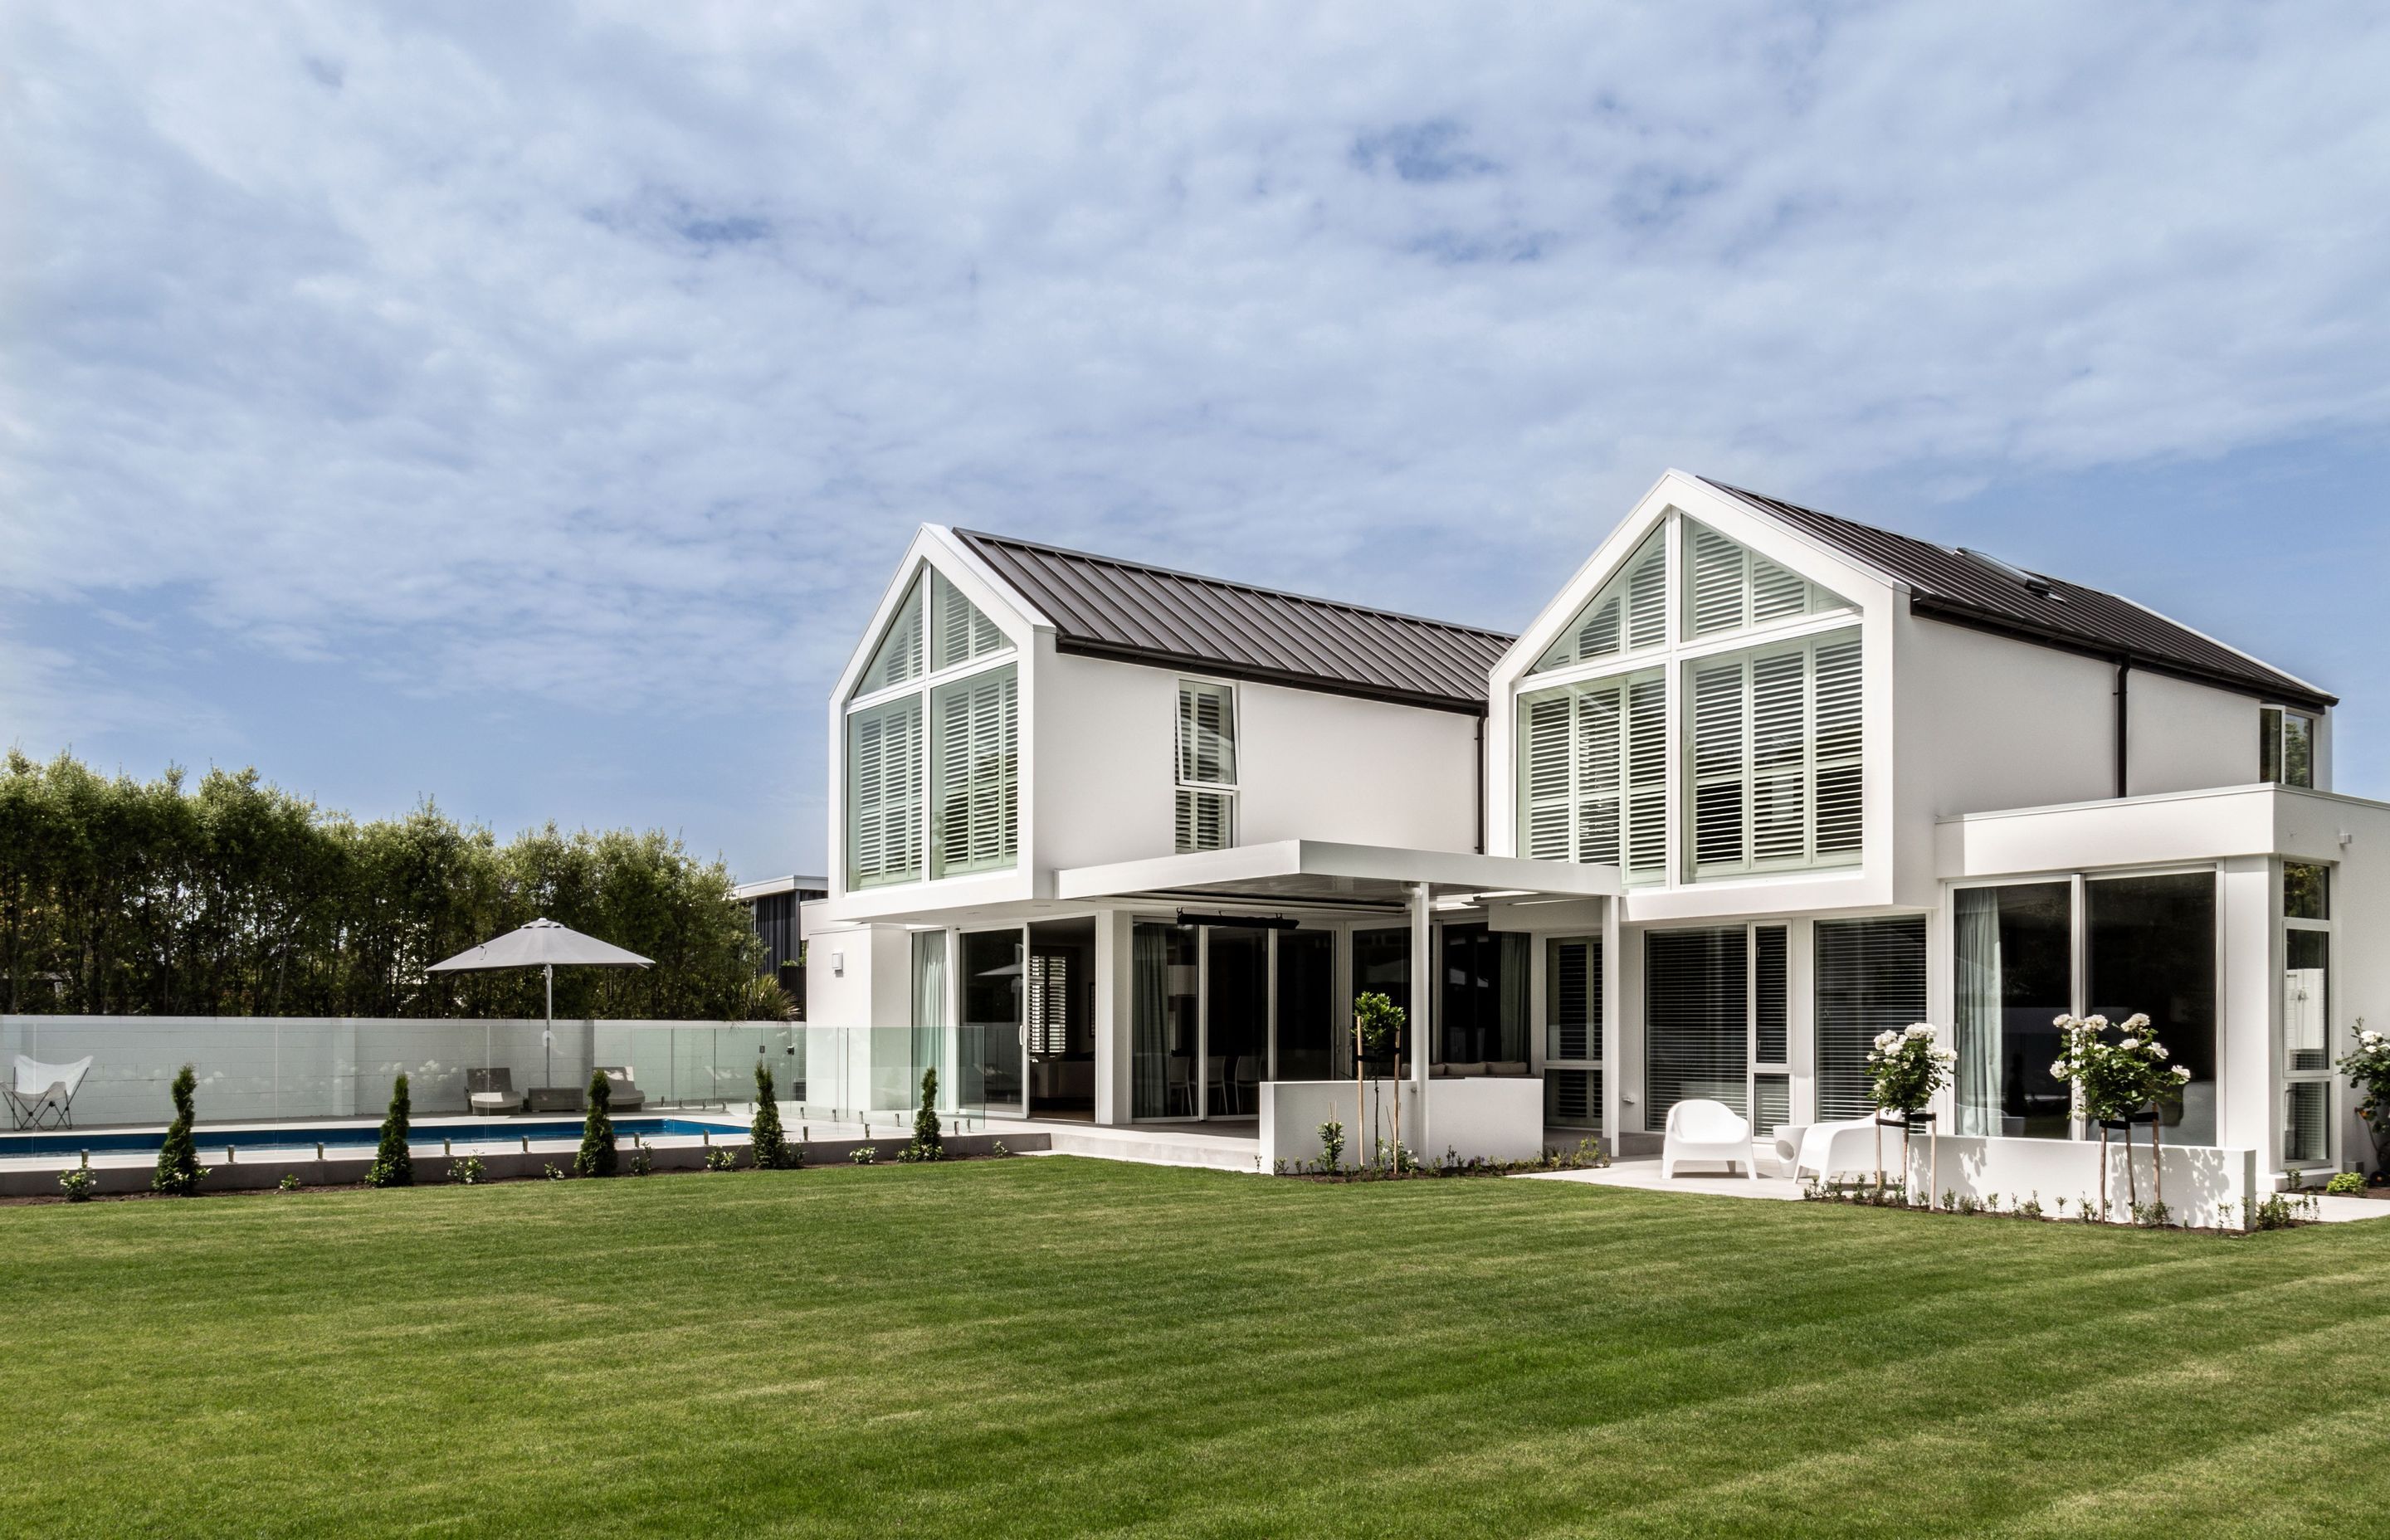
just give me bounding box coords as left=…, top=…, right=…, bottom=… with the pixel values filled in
left=1660, top=1098, right=1756, bottom=1178
left=1780, top=1118, right=1880, bottom=1182
left=7, top=1055, right=93, bottom=1130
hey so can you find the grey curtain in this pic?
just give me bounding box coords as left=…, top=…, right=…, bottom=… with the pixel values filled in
left=1954, top=888, right=2001, bottom=1138
left=1131, top=924, right=1168, bottom=1118
left=1498, top=932, right=1530, bottom=1062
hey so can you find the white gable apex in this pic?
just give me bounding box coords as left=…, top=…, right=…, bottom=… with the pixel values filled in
left=1491, top=470, right=1898, bottom=691
left=830, top=526, right=1049, bottom=705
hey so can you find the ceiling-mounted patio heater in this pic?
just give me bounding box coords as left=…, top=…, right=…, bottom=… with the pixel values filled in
left=1174, top=909, right=1298, bottom=931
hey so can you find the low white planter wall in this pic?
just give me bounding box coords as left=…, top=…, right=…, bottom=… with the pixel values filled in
left=1423, top=1076, right=1546, bottom=1164
left=1261, top=1079, right=1416, bottom=1170
left=1260, top=1076, right=1544, bottom=1169
left=1894, top=1132, right=2258, bottom=1230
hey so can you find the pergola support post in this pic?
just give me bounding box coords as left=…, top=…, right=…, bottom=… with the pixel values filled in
left=1410, top=880, right=1432, bottom=1165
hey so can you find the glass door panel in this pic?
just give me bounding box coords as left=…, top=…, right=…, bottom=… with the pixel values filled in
left=1274, top=930, right=1334, bottom=1081
left=960, top=927, right=1024, bottom=1119
left=1205, top=929, right=1267, bottom=1116
left=1953, top=882, right=2073, bottom=1138
left=1131, top=923, right=1197, bottom=1119
left=2087, top=873, right=2217, bottom=1147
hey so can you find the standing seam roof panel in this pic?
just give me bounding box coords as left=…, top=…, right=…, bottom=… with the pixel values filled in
left=954, top=529, right=1511, bottom=711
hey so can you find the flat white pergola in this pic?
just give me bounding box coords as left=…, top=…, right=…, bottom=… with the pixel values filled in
left=1057, top=841, right=1622, bottom=1103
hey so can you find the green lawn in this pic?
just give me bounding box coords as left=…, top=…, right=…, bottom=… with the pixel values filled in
left=8, top=1157, right=2388, bottom=1538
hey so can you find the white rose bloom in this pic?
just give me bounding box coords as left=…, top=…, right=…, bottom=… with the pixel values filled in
left=2053, top=1015, right=2071, bottom=1029
left=2051, top=1062, right=2069, bottom=1079
left=2124, top=1013, right=2151, bottom=1030
left=2119, top=1037, right=2139, bottom=1050
left=2173, top=1065, right=2191, bottom=1080
left=2085, top=1016, right=2110, bottom=1030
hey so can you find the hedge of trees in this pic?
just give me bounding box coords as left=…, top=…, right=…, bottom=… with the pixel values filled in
left=0, top=750, right=781, bottom=1020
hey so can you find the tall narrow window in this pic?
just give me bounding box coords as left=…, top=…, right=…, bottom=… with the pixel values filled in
left=1519, top=670, right=1666, bottom=882
left=1685, top=628, right=1861, bottom=877
left=1753, top=925, right=1788, bottom=1065
left=1175, top=680, right=1237, bottom=851
left=1547, top=937, right=1602, bottom=1130
left=2283, top=861, right=2333, bottom=1167
left=929, top=664, right=1019, bottom=879
left=846, top=695, right=924, bottom=888
left=1814, top=915, right=1925, bottom=1123
left=1683, top=519, right=1851, bottom=640
left=1531, top=529, right=1666, bottom=673
left=1645, top=927, right=1749, bottom=1131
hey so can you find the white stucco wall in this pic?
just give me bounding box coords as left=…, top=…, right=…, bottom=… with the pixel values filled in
left=2126, top=670, right=2266, bottom=796
left=1900, top=618, right=2119, bottom=817
left=1031, top=641, right=1480, bottom=875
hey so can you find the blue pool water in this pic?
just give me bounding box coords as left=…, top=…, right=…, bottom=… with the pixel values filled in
left=1, top=1117, right=740, bottom=1161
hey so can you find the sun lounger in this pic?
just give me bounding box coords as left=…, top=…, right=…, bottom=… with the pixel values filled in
left=466, top=1066, right=524, bottom=1117
left=597, top=1066, right=645, bottom=1113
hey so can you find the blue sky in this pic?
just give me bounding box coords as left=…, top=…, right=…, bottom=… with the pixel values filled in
left=5, top=2, right=2387, bottom=880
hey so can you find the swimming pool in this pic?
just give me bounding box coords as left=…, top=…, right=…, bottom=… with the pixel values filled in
left=0, top=1117, right=744, bottom=1161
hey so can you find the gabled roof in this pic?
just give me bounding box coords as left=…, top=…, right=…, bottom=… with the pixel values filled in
left=953, top=529, right=1514, bottom=714
left=1703, top=479, right=2336, bottom=711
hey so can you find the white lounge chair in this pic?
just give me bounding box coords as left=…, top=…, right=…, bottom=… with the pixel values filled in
left=7, top=1055, right=93, bottom=1130
left=1777, top=1118, right=1882, bottom=1182
left=1660, top=1098, right=1756, bottom=1178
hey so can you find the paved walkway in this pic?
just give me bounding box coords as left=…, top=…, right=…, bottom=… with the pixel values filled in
left=1516, top=1157, right=1807, bottom=1201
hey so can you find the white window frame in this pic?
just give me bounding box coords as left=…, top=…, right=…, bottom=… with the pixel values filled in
left=1518, top=662, right=1668, bottom=885
left=2280, top=859, right=2335, bottom=1170
left=1680, top=626, right=1863, bottom=881
left=1943, top=863, right=2227, bottom=1145
left=2259, top=704, right=2317, bottom=788
left=842, top=562, right=1018, bottom=890
left=1174, top=676, right=1239, bottom=853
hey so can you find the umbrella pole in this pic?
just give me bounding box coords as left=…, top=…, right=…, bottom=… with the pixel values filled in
left=544, top=962, right=554, bottom=1089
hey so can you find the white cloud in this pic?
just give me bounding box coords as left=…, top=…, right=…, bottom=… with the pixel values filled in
left=6, top=0, right=2389, bottom=725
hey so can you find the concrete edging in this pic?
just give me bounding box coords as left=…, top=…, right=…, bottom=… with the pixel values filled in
left=7, top=1130, right=1048, bottom=1198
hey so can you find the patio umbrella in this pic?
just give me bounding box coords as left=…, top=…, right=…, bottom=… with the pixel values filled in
left=427, top=919, right=653, bottom=1089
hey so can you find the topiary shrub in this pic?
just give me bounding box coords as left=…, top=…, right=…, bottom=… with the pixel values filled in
left=153, top=1064, right=205, bottom=1196
left=905, top=1067, right=943, bottom=1162
left=575, top=1066, right=617, bottom=1177
left=367, top=1073, right=413, bottom=1187
left=751, top=1062, right=788, bottom=1168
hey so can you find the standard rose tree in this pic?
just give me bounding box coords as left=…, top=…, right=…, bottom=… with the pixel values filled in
left=1865, top=1023, right=1956, bottom=1201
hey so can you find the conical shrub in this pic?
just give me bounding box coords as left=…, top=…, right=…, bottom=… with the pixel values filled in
left=751, top=1062, right=787, bottom=1168
left=368, top=1072, right=413, bottom=1187
left=576, top=1067, right=617, bottom=1177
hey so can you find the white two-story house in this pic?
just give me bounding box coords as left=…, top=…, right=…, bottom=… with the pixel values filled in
left=804, top=470, right=2381, bottom=1206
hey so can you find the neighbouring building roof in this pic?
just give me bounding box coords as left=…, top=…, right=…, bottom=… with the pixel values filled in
left=954, top=529, right=1515, bottom=714
left=1705, top=479, right=2336, bottom=711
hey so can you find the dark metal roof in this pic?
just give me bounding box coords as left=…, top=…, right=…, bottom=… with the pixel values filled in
left=954, top=529, right=1514, bottom=714
left=1703, top=479, right=2336, bottom=711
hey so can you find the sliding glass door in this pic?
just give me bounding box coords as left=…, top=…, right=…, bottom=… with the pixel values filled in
left=1131, top=921, right=1335, bottom=1121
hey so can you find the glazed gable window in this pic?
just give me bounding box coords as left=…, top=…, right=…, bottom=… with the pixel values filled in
left=846, top=566, right=1017, bottom=889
